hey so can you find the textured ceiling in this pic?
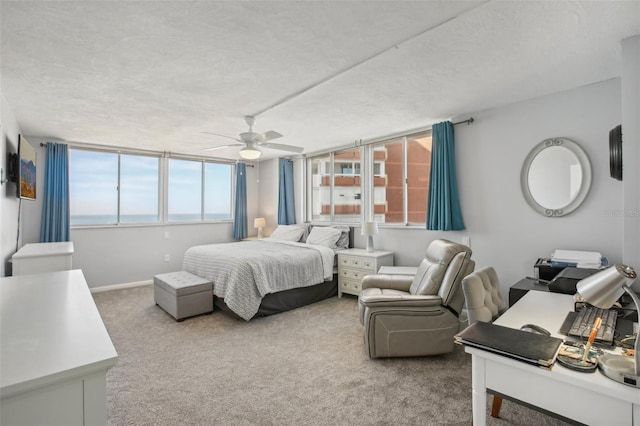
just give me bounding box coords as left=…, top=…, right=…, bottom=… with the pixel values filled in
left=1, top=1, right=639, bottom=160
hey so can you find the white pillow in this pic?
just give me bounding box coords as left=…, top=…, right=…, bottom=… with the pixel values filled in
left=306, top=226, right=343, bottom=248
left=269, top=225, right=305, bottom=242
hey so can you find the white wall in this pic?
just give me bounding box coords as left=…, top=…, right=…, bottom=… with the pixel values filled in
left=622, top=35, right=640, bottom=279
left=1, top=94, right=22, bottom=276
left=0, top=135, right=261, bottom=287
left=273, top=78, right=626, bottom=298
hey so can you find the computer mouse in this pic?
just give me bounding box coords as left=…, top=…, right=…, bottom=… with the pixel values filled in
left=520, top=324, right=551, bottom=336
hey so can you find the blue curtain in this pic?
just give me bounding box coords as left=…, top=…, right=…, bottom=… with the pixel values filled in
left=278, top=158, right=295, bottom=225
left=426, top=121, right=465, bottom=230
left=232, top=162, right=248, bottom=239
left=40, top=142, right=71, bottom=242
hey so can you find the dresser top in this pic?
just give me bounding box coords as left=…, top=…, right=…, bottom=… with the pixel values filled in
left=0, top=269, right=117, bottom=398
left=12, top=241, right=74, bottom=259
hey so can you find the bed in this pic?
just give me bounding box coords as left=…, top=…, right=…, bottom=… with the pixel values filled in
left=182, top=225, right=353, bottom=320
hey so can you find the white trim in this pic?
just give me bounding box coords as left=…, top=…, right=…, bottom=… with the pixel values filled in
left=90, top=280, right=152, bottom=293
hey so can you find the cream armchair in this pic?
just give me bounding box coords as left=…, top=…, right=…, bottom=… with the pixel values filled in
left=358, top=239, right=474, bottom=358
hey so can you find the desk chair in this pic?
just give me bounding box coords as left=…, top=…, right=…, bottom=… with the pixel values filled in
left=462, top=266, right=506, bottom=419
left=358, top=239, right=474, bottom=358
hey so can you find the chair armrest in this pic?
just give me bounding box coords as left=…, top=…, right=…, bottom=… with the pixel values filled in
left=361, top=274, right=413, bottom=292
left=377, top=266, right=419, bottom=275
left=359, top=293, right=443, bottom=309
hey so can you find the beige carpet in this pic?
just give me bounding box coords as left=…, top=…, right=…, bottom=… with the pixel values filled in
left=93, top=286, right=569, bottom=426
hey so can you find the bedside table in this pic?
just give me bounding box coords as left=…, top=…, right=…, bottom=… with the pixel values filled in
left=337, top=248, right=394, bottom=297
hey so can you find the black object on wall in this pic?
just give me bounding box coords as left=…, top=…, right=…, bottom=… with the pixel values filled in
left=610, top=124, right=623, bottom=181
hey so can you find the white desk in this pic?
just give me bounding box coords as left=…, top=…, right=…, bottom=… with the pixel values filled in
left=1, top=270, right=118, bottom=425
left=11, top=241, right=74, bottom=276
left=467, top=291, right=640, bottom=426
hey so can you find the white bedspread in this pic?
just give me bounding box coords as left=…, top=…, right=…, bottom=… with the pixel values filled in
left=182, top=239, right=335, bottom=320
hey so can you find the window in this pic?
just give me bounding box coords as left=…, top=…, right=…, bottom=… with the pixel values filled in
left=168, top=159, right=202, bottom=222
left=307, top=130, right=431, bottom=226
left=373, top=131, right=432, bottom=225
left=167, top=159, right=233, bottom=222
left=309, top=148, right=362, bottom=223
left=204, top=162, right=232, bottom=220
left=70, top=148, right=233, bottom=226
left=70, top=150, right=119, bottom=225
left=120, top=154, right=160, bottom=223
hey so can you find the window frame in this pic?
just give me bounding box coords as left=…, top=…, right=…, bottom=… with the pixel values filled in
left=306, top=129, right=431, bottom=227
left=69, top=147, right=235, bottom=228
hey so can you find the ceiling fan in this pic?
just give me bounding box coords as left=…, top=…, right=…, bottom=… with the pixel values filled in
left=202, top=116, right=303, bottom=159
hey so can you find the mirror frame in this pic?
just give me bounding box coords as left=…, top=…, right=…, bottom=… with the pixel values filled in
left=520, top=137, right=592, bottom=217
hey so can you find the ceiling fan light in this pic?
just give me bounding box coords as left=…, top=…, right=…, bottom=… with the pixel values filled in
left=239, top=145, right=262, bottom=160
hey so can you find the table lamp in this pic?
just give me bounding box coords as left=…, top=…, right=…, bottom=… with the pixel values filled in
left=361, top=221, right=378, bottom=253
left=576, top=264, right=639, bottom=388
left=254, top=217, right=266, bottom=239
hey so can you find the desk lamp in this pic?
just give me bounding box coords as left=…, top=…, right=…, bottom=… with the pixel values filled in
left=254, top=217, right=266, bottom=239
left=576, top=264, right=639, bottom=388
left=361, top=221, right=378, bottom=253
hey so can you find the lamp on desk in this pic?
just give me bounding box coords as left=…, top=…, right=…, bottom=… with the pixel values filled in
left=254, top=217, right=266, bottom=239
left=361, top=221, right=378, bottom=253
left=576, top=264, right=639, bottom=388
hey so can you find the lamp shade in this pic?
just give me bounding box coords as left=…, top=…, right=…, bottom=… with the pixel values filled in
left=239, top=141, right=262, bottom=160
left=254, top=217, right=266, bottom=228
left=361, top=221, right=378, bottom=236
left=576, top=264, right=636, bottom=309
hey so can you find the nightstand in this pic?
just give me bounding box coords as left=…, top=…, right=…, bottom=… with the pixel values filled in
left=337, top=248, right=394, bottom=297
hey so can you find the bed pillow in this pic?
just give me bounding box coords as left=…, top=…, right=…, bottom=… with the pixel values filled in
left=331, top=225, right=351, bottom=249
left=306, top=226, right=343, bottom=248
left=269, top=225, right=305, bottom=242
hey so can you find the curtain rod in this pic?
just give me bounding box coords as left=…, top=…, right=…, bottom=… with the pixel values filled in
left=453, top=117, right=474, bottom=126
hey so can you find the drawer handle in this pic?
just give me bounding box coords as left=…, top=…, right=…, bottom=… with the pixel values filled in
left=353, top=260, right=360, bottom=266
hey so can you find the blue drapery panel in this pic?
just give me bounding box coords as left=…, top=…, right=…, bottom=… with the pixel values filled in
left=277, top=158, right=296, bottom=225
left=40, top=142, right=71, bottom=242
left=232, top=162, right=248, bottom=239
left=426, top=121, right=465, bottom=230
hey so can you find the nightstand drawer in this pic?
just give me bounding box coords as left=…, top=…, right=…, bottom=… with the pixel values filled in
left=339, top=279, right=362, bottom=294
left=339, top=267, right=371, bottom=281
left=339, top=256, right=377, bottom=272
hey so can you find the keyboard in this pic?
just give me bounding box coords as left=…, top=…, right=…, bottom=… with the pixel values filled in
left=567, top=306, right=618, bottom=345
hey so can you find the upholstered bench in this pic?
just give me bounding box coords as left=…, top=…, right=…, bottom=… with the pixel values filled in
left=153, top=271, right=213, bottom=321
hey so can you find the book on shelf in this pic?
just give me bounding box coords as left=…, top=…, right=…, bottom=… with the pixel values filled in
left=455, top=321, right=564, bottom=369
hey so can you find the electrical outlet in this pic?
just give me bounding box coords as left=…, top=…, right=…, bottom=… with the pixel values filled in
left=164, top=231, right=169, bottom=240
left=164, top=254, right=170, bottom=262
left=462, top=236, right=471, bottom=247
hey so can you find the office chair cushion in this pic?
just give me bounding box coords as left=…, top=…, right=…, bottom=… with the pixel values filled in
left=462, top=266, right=506, bottom=324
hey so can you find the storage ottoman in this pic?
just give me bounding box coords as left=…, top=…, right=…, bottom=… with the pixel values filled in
left=154, top=271, right=213, bottom=321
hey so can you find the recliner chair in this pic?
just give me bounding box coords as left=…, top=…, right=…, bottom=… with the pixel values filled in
left=358, top=239, right=474, bottom=358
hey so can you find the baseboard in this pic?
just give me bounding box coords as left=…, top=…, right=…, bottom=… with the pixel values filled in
left=90, top=280, right=153, bottom=293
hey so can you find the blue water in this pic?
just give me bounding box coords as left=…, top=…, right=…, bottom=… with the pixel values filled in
left=71, top=213, right=231, bottom=226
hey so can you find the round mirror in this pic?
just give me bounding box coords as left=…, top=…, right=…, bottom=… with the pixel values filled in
left=520, top=138, right=591, bottom=217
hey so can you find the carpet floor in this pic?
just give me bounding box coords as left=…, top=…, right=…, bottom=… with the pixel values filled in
left=92, top=286, right=569, bottom=426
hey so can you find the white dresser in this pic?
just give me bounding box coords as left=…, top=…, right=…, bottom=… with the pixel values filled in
left=337, top=248, right=394, bottom=297
left=11, top=241, right=74, bottom=276
left=0, top=270, right=118, bottom=426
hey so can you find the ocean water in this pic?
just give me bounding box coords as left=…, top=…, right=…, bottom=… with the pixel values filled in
left=71, top=213, right=231, bottom=226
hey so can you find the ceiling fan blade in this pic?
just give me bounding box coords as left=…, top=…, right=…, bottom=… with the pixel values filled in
left=259, top=142, right=304, bottom=153
left=201, top=143, right=243, bottom=152
left=202, top=131, right=241, bottom=142
left=260, top=130, right=283, bottom=142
